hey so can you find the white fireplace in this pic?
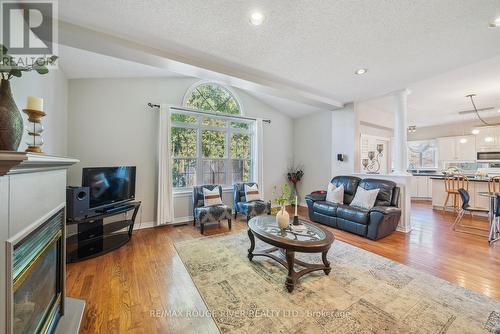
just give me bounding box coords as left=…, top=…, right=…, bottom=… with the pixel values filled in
left=0, top=152, right=84, bottom=334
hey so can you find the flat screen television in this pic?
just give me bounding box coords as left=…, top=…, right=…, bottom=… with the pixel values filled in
left=82, top=166, right=136, bottom=209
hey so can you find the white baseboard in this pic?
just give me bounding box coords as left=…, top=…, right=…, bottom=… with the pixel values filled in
left=173, top=216, right=193, bottom=224
left=396, top=224, right=412, bottom=233
left=134, top=216, right=193, bottom=229
left=133, top=221, right=155, bottom=230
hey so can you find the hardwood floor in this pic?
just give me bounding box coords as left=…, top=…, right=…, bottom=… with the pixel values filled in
left=66, top=201, right=500, bottom=333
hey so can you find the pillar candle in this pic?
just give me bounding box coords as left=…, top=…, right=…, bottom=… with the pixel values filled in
left=27, top=96, right=43, bottom=111
left=295, top=196, right=298, bottom=216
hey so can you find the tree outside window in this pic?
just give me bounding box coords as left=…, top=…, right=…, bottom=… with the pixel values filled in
left=171, top=83, right=253, bottom=189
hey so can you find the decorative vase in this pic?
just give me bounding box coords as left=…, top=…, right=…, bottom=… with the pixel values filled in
left=276, top=206, right=290, bottom=230
left=0, top=79, right=23, bottom=151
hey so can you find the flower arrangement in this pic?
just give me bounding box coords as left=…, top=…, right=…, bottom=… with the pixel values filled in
left=287, top=164, right=304, bottom=202
left=287, top=167, right=304, bottom=185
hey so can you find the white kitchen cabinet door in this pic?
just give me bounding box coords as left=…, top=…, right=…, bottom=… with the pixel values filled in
left=427, top=177, right=432, bottom=198
left=437, top=137, right=456, bottom=161
left=475, top=127, right=500, bottom=151
left=410, top=176, right=418, bottom=197
left=417, top=177, right=429, bottom=198
left=474, top=182, right=490, bottom=210
left=456, top=135, right=476, bottom=160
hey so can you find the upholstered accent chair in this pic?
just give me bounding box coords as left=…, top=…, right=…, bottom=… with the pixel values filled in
left=233, top=182, right=271, bottom=222
left=192, top=185, right=232, bottom=234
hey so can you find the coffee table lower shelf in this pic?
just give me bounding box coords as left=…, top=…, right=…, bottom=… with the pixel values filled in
left=247, top=229, right=331, bottom=293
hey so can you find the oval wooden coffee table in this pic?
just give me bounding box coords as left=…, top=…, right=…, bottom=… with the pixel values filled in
left=247, top=215, right=335, bottom=292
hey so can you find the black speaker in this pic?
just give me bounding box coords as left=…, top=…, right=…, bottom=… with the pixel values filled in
left=66, top=186, right=90, bottom=220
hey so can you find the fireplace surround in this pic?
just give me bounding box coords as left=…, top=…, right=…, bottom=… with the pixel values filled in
left=6, top=207, right=65, bottom=334
left=0, top=152, right=84, bottom=334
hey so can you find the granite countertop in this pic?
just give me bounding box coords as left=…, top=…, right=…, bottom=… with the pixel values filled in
left=429, top=175, right=489, bottom=182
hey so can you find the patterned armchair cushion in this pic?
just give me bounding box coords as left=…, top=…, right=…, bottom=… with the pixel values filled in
left=194, top=205, right=232, bottom=224
left=193, top=184, right=223, bottom=217
left=235, top=200, right=270, bottom=217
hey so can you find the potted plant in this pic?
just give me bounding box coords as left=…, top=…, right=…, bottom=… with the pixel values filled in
left=273, top=183, right=291, bottom=229
left=0, top=44, right=57, bottom=151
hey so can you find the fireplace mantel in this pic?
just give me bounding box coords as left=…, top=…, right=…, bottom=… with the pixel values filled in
left=0, top=151, right=79, bottom=176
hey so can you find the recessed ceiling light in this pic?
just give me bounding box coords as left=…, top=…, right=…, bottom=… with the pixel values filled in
left=355, top=68, right=368, bottom=75
left=472, top=129, right=480, bottom=135
left=249, top=11, right=265, bottom=26
left=459, top=138, right=468, bottom=144
left=489, top=17, right=500, bottom=28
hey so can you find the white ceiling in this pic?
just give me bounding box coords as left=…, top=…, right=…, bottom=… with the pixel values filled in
left=59, top=0, right=500, bottom=105
left=359, top=55, right=500, bottom=127
left=58, top=45, right=322, bottom=117
left=406, top=55, right=500, bottom=127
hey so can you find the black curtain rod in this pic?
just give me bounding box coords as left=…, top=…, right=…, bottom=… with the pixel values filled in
left=147, top=103, right=271, bottom=124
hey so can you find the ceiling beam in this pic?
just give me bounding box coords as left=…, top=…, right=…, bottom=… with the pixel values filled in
left=58, top=21, right=344, bottom=110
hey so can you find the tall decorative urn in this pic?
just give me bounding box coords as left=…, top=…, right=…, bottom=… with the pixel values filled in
left=0, top=79, right=23, bottom=151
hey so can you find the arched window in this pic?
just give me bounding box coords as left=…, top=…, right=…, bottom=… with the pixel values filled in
left=185, top=83, right=241, bottom=115
left=171, top=83, right=253, bottom=189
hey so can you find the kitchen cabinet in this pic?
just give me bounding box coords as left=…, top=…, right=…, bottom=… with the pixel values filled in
left=411, top=176, right=432, bottom=198
left=411, top=177, right=418, bottom=197
left=437, top=135, right=475, bottom=161
left=475, top=126, right=500, bottom=152
left=437, top=137, right=455, bottom=161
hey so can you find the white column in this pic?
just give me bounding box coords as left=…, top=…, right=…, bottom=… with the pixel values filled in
left=393, top=89, right=410, bottom=175
left=392, top=89, right=412, bottom=233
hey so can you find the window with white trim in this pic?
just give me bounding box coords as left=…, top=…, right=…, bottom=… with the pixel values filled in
left=171, top=83, right=253, bottom=189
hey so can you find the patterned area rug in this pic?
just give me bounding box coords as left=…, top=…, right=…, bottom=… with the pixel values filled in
left=174, top=231, right=500, bottom=333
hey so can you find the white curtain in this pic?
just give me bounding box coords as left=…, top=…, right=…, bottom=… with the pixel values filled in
left=253, top=118, right=264, bottom=198
left=156, top=104, right=174, bottom=226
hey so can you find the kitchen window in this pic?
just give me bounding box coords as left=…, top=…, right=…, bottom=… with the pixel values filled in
left=407, top=140, right=437, bottom=169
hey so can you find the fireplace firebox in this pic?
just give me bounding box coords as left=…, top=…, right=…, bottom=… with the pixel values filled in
left=6, top=207, right=65, bottom=334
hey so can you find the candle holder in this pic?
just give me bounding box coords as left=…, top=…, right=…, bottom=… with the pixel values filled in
left=292, top=215, right=300, bottom=225
left=362, top=144, right=384, bottom=174
left=22, top=109, right=46, bottom=153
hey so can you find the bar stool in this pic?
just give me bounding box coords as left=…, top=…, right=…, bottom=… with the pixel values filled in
left=453, top=188, right=489, bottom=235
left=488, top=176, right=500, bottom=193
left=443, top=175, right=468, bottom=212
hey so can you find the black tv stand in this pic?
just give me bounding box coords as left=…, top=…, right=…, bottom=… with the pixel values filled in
left=66, top=201, right=141, bottom=263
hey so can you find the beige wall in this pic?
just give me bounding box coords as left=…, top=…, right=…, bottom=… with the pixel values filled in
left=10, top=69, right=68, bottom=156
left=67, top=77, right=294, bottom=225
left=293, top=104, right=358, bottom=204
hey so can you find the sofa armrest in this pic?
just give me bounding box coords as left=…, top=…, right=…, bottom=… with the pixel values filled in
left=367, top=206, right=402, bottom=240
left=305, top=191, right=327, bottom=203
left=369, top=206, right=401, bottom=215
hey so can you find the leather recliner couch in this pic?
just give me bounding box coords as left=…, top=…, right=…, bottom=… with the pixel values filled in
left=305, top=176, right=402, bottom=240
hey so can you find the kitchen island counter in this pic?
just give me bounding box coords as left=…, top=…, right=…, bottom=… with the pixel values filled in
left=429, top=176, right=489, bottom=182
left=431, top=178, right=490, bottom=212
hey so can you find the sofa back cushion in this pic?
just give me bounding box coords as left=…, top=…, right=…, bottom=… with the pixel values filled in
left=358, top=179, right=396, bottom=207
left=330, top=176, right=361, bottom=205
